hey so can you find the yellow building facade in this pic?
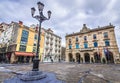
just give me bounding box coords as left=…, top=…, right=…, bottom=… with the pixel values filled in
left=0, top=21, right=45, bottom=63
left=15, top=23, right=45, bottom=62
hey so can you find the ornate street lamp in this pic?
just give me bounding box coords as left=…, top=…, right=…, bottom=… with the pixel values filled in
left=13, top=1, right=52, bottom=81
left=31, top=1, right=51, bottom=71
left=4, top=2, right=64, bottom=83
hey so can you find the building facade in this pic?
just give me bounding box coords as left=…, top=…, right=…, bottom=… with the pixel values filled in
left=61, top=47, right=66, bottom=61
left=0, top=22, right=9, bottom=35
left=65, top=24, right=120, bottom=64
left=42, top=28, right=61, bottom=62
left=0, top=21, right=45, bottom=63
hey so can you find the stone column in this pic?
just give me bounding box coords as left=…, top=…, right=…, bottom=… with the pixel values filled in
left=90, top=53, right=94, bottom=63
left=101, top=50, right=107, bottom=63
left=81, top=52, right=85, bottom=63
left=72, top=52, right=76, bottom=62
left=65, top=52, right=69, bottom=62
left=89, top=52, right=92, bottom=63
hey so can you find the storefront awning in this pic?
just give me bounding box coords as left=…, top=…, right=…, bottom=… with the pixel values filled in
left=15, top=52, right=35, bottom=56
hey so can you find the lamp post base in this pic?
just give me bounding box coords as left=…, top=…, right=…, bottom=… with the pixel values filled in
left=4, top=72, right=65, bottom=83
left=32, top=58, right=40, bottom=71
left=18, top=71, right=46, bottom=81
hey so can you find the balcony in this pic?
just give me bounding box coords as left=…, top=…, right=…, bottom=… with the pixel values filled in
left=46, top=41, right=49, bottom=44
left=50, top=36, right=53, bottom=40
left=50, top=48, right=53, bottom=51
left=84, top=40, right=88, bottom=43
left=55, top=49, right=57, bottom=52
left=58, top=50, right=61, bottom=53
left=50, top=42, right=53, bottom=45
left=103, top=36, right=110, bottom=40
left=55, top=44, right=57, bottom=47
left=59, top=41, right=61, bottom=43
left=79, top=48, right=94, bottom=52
left=59, top=45, right=61, bottom=48
left=46, top=35, right=49, bottom=38
left=46, top=46, right=49, bottom=50
left=92, top=39, right=98, bottom=42
left=55, top=38, right=58, bottom=42
left=69, top=41, right=71, bottom=44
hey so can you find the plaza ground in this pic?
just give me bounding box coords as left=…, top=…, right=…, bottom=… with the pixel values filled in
left=0, top=63, right=120, bottom=83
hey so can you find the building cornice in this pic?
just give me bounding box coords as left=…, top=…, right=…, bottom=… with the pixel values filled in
left=42, top=28, right=62, bottom=39
left=66, top=24, right=115, bottom=37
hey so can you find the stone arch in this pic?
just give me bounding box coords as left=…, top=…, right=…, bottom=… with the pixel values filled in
left=105, top=51, right=114, bottom=63
left=84, top=53, right=90, bottom=63
left=76, top=53, right=81, bottom=63
left=94, top=52, right=101, bottom=63
left=68, top=53, right=73, bottom=62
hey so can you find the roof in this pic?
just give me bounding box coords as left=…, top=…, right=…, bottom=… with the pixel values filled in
left=66, top=24, right=115, bottom=37
left=14, top=51, right=35, bottom=56
left=42, top=28, right=62, bottom=39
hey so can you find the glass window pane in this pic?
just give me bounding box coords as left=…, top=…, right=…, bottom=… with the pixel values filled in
left=104, top=32, right=108, bottom=38
left=94, top=42, right=98, bottom=47
left=69, top=44, right=72, bottom=49
left=76, top=37, right=78, bottom=42
left=84, top=36, right=87, bottom=41
left=93, top=34, right=96, bottom=39
left=19, top=45, right=26, bottom=51
left=76, top=43, right=79, bottom=49
left=105, top=40, right=110, bottom=46
left=84, top=43, right=88, bottom=48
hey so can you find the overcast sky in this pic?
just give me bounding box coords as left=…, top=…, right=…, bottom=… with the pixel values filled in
left=0, top=0, right=120, bottom=51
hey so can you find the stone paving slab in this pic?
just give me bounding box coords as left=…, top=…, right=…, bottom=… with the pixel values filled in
left=0, top=63, right=120, bottom=83
left=4, top=72, right=65, bottom=83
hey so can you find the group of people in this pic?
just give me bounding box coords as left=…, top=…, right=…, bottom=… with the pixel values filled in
left=0, top=54, right=10, bottom=63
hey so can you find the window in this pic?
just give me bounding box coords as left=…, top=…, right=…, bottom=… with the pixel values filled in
left=34, top=34, right=37, bottom=40
left=94, top=42, right=98, bottom=47
left=19, top=45, right=26, bottom=51
left=104, top=32, right=108, bottom=38
left=22, top=30, right=29, bottom=37
left=105, top=40, right=110, bottom=46
left=76, top=37, right=78, bottom=42
left=34, top=43, right=36, bottom=46
left=69, top=39, right=71, bottom=43
left=33, top=47, right=36, bottom=52
left=20, top=30, right=29, bottom=44
left=69, top=44, right=72, bottom=49
left=84, top=36, right=87, bottom=41
left=93, top=34, right=96, bottom=39
left=84, top=42, right=88, bottom=48
left=76, top=43, right=79, bottom=49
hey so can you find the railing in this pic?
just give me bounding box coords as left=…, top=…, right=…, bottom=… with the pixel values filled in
left=79, top=48, right=94, bottom=52
left=50, top=42, right=53, bottom=45
left=46, top=41, right=49, bottom=44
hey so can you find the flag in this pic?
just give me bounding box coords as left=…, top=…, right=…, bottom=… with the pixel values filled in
left=35, top=26, right=38, bottom=32
left=104, top=47, right=109, bottom=60
left=35, top=24, right=39, bottom=32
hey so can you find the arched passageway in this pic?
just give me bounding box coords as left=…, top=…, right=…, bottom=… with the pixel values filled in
left=105, top=51, right=114, bottom=63
left=94, top=52, right=101, bottom=63
left=84, top=53, right=90, bottom=63
left=68, top=53, right=73, bottom=62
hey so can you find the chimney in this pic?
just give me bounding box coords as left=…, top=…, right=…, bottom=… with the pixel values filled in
left=83, top=24, right=86, bottom=27
left=19, top=21, right=23, bottom=25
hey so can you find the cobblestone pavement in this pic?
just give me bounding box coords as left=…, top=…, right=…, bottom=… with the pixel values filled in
left=0, top=63, right=120, bottom=83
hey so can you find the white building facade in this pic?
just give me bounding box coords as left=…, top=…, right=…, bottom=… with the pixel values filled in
left=43, top=28, right=61, bottom=62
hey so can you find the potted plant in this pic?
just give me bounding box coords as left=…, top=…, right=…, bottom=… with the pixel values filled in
left=102, top=58, right=106, bottom=64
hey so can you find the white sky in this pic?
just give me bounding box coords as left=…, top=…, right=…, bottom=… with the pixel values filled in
left=0, top=0, right=120, bottom=51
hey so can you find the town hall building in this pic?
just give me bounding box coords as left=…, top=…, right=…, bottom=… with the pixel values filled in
left=65, top=24, right=120, bottom=63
